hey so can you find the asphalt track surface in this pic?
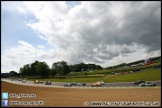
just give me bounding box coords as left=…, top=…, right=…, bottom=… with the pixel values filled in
left=1, top=79, right=161, bottom=88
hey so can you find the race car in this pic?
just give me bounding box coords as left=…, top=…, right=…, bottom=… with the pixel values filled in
left=77, top=83, right=86, bottom=86
left=139, top=82, right=156, bottom=87
left=64, top=83, right=72, bottom=87
left=34, top=80, right=43, bottom=84
left=18, top=79, right=22, bottom=81
left=69, top=82, right=77, bottom=85
left=34, top=80, right=39, bottom=84
left=38, top=80, right=43, bottom=83
left=45, top=81, right=52, bottom=85
left=98, top=81, right=105, bottom=85
left=22, top=79, right=26, bottom=83
left=92, top=82, right=101, bottom=87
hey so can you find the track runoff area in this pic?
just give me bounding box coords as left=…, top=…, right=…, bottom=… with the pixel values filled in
left=1, top=79, right=161, bottom=89
left=1, top=79, right=161, bottom=107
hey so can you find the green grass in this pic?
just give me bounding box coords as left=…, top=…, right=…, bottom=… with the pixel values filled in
left=27, top=68, right=161, bottom=83
left=67, top=62, right=161, bottom=76
left=105, top=68, right=161, bottom=83
left=26, top=61, right=161, bottom=83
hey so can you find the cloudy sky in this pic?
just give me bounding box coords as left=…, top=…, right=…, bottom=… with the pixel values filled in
left=1, top=1, right=161, bottom=73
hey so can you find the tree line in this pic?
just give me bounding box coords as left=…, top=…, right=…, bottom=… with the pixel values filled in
left=19, top=60, right=102, bottom=78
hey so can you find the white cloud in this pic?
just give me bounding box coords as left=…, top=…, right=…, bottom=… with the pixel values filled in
left=2, top=1, right=161, bottom=73
left=17, top=6, right=26, bottom=14
left=37, top=45, right=45, bottom=49
left=2, top=40, right=36, bottom=72
left=2, top=1, right=27, bottom=14
left=38, top=35, right=47, bottom=40
left=2, top=40, right=72, bottom=72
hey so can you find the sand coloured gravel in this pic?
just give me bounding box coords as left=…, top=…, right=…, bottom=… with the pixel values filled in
left=1, top=81, right=161, bottom=107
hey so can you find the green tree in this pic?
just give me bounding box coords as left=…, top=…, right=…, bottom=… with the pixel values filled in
left=36, top=62, right=50, bottom=78
left=19, top=64, right=30, bottom=77
left=50, top=68, right=57, bottom=77
left=19, top=67, right=24, bottom=76
left=62, top=64, right=71, bottom=76
left=31, top=60, right=39, bottom=76
left=9, top=70, right=18, bottom=77
left=52, top=61, right=71, bottom=78
left=25, top=64, right=31, bottom=76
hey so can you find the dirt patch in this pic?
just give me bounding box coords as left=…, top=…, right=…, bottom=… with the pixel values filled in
left=1, top=81, right=161, bottom=107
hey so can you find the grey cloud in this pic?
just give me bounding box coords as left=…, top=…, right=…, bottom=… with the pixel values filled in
left=116, top=1, right=161, bottom=52
left=28, top=1, right=161, bottom=65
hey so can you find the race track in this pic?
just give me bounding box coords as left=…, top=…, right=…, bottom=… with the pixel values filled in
left=1, top=79, right=161, bottom=88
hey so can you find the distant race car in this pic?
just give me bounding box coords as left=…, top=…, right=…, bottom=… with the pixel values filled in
left=92, top=82, right=101, bottom=87
left=22, top=80, right=26, bottom=83
left=98, top=81, right=105, bottom=85
left=69, top=82, right=77, bottom=85
left=18, top=79, right=22, bottom=81
left=139, top=82, right=156, bottom=87
left=64, top=83, right=72, bottom=87
left=34, top=80, right=39, bottom=84
left=77, top=83, right=86, bottom=86
left=34, top=80, right=43, bottom=84
left=133, top=80, right=146, bottom=85
left=45, top=81, right=52, bottom=85
left=38, top=81, right=43, bottom=83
